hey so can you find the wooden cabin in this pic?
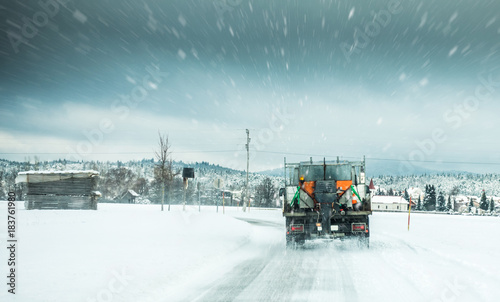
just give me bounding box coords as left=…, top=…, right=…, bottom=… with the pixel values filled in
left=120, top=190, right=140, bottom=203
left=15, top=171, right=100, bottom=210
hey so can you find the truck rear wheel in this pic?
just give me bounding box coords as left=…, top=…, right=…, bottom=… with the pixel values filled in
left=286, top=234, right=292, bottom=248
left=360, top=216, right=370, bottom=248
left=285, top=217, right=292, bottom=248
left=286, top=236, right=305, bottom=249
left=285, top=217, right=306, bottom=248
left=359, top=236, right=369, bottom=248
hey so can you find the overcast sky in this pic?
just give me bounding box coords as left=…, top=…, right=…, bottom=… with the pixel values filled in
left=1, top=0, right=499, bottom=173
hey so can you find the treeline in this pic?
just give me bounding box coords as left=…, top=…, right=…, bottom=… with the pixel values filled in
left=372, top=172, right=500, bottom=197
left=0, top=159, right=282, bottom=207
left=376, top=183, right=497, bottom=213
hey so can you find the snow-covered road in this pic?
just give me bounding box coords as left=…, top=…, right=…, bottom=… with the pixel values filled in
left=1, top=202, right=499, bottom=302
left=187, top=209, right=500, bottom=302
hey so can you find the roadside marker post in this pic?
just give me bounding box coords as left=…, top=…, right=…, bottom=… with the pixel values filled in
left=197, top=182, right=201, bottom=212
left=214, top=178, right=224, bottom=213
left=408, top=196, right=412, bottom=231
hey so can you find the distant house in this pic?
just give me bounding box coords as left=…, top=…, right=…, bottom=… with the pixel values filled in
left=372, top=196, right=409, bottom=212
left=465, top=196, right=480, bottom=209
left=15, top=170, right=100, bottom=210
left=454, top=195, right=469, bottom=211
left=120, top=190, right=140, bottom=204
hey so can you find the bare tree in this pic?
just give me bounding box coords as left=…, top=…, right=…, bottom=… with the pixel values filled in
left=34, top=156, right=40, bottom=171
left=255, top=177, right=277, bottom=208
left=154, top=132, right=179, bottom=211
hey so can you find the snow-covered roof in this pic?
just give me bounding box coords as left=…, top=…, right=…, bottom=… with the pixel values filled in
left=372, top=196, right=409, bottom=204
left=15, top=170, right=99, bottom=184
left=407, top=187, right=423, bottom=195
left=18, top=170, right=99, bottom=175
left=128, top=190, right=139, bottom=197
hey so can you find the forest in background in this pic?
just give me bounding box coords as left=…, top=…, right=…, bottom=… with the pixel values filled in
left=0, top=158, right=282, bottom=208
left=1, top=158, right=499, bottom=208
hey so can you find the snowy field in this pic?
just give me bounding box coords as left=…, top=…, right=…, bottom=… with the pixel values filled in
left=1, top=202, right=499, bottom=302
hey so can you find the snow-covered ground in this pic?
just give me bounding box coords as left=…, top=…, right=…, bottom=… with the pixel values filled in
left=1, top=202, right=499, bottom=302
left=0, top=202, right=254, bottom=302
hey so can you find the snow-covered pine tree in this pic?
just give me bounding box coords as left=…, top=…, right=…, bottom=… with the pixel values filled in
left=446, top=195, right=452, bottom=211
left=403, top=189, right=410, bottom=201
left=377, top=187, right=384, bottom=196
left=417, top=196, right=422, bottom=211
left=480, top=191, right=488, bottom=211
left=437, top=192, right=446, bottom=211
left=423, top=184, right=436, bottom=211
left=422, top=185, right=429, bottom=210
left=430, top=185, right=437, bottom=210
left=490, top=197, right=495, bottom=212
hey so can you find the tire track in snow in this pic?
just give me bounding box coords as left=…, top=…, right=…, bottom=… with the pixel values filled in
left=187, top=219, right=363, bottom=301
left=191, top=257, right=270, bottom=302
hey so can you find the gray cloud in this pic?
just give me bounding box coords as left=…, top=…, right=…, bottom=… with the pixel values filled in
left=0, top=0, right=499, bottom=172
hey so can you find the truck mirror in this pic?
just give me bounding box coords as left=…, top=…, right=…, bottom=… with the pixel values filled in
left=279, top=188, right=285, bottom=196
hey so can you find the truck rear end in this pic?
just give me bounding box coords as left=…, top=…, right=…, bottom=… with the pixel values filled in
left=282, top=157, right=372, bottom=248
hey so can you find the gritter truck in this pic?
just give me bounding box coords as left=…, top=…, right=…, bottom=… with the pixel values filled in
left=281, top=157, right=372, bottom=248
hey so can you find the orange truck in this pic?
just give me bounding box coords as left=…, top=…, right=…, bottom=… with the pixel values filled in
left=281, top=157, right=372, bottom=248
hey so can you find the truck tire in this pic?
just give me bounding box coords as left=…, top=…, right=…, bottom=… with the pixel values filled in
left=285, top=217, right=292, bottom=248
left=359, top=236, right=370, bottom=248
left=286, top=235, right=305, bottom=249
left=295, top=235, right=305, bottom=246
left=286, top=234, right=292, bottom=248
left=361, top=216, right=370, bottom=248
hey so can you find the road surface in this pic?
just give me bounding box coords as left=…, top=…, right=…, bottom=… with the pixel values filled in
left=180, top=213, right=499, bottom=302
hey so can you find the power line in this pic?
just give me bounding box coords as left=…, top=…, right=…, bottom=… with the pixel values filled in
left=254, top=151, right=500, bottom=166
left=0, top=150, right=241, bottom=155
left=365, top=157, right=500, bottom=166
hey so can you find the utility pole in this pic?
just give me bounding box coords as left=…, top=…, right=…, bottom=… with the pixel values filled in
left=243, top=129, right=250, bottom=212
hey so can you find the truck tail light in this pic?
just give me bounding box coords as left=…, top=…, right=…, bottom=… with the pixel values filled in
left=352, top=223, right=366, bottom=232
left=291, top=224, right=304, bottom=232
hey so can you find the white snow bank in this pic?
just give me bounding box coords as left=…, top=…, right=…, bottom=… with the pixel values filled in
left=365, top=212, right=500, bottom=302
